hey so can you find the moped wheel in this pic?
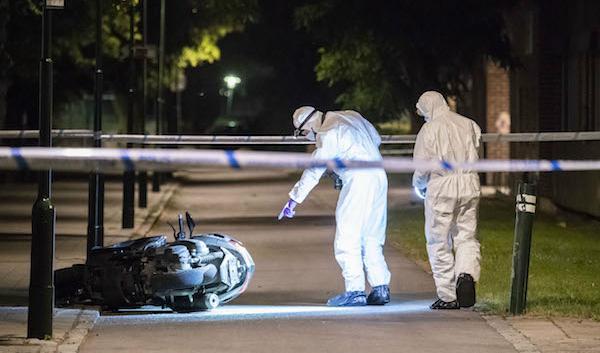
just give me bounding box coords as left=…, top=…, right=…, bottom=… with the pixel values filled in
left=200, top=293, right=220, bottom=310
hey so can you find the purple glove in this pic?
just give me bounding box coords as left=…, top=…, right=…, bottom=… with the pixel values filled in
left=278, top=199, right=297, bottom=220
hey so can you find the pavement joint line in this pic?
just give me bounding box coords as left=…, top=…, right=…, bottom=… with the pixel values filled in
left=56, top=309, right=99, bottom=353
left=548, top=316, right=572, bottom=339
left=482, top=315, right=541, bottom=353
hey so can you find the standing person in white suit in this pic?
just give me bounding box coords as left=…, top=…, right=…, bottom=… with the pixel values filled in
left=278, top=106, right=391, bottom=307
left=412, top=91, right=482, bottom=309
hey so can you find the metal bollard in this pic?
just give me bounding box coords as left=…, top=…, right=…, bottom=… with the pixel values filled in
left=152, top=171, right=161, bottom=192
left=122, top=171, right=135, bottom=228
left=509, top=181, right=537, bottom=315
left=28, top=197, right=56, bottom=339
left=138, top=171, right=148, bottom=207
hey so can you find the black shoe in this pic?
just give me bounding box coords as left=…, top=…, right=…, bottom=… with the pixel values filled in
left=430, top=298, right=459, bottom=310
left=456, top=273, right=476, bottom=308
left=367, top=285, right=390, bottom=305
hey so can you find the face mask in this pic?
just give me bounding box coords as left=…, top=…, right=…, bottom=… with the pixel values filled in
left=416, top=107, right=429, bottom=122
left=305, top=128, right=317, bottom=141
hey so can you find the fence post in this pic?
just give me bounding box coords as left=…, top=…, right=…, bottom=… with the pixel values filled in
left=509, top=179, right=537, bottom=315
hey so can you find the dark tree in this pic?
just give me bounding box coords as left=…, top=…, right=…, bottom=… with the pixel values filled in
left=294, top=0, right=515, bottom=121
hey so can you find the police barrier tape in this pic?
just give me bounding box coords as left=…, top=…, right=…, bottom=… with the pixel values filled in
left=1, top=147, right=600, bottom=173
left=1, top=130, right=600, bottom=144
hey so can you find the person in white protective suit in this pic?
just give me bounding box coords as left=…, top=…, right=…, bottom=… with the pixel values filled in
left=412, top=91, right=482, bottom=309
left=278, top=106, right=391, bottom=307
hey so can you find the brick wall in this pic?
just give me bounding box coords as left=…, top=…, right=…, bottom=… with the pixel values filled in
left=485, top=61, right=510, bottom=187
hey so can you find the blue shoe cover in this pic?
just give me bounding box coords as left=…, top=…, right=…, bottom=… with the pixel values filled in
left=327, top=291, right=367, bottom=307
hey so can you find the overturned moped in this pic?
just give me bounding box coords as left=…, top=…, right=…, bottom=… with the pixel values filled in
left=55, top=212, right=254, bottom=312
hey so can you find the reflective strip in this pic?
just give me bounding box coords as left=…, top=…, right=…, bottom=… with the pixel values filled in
left=441, top=161, right=454, bottom=170
left=334, top=157, right=346, bottom=169
left=120, top=150, right=135, bottom=171
left=516, top=194, right=537, bottom=204
left=10, top=147, right=29, bottom=170
left=516, top=203, right=536, bottom=213
left=225, top=150, right=241, bottom=169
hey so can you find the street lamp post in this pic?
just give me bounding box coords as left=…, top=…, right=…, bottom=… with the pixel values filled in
left=122, top=0, right=136, bottom=228
left=28, top=0, right=63, bottom=339
left=137, top=0, right=148, bottom=208
left=223, top=75, right=241, bottom=116
left=152, top=0, right=165, bottom=192
left=87, top=0, right=104, bottom=257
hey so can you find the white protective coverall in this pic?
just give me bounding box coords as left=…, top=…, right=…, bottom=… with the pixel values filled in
left=412, top=91, right=482, bottom=302
left=289, top=110, right=391, bottom=292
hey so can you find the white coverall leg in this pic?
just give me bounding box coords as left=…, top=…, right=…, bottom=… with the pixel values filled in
left=453, top=195, right=481, bottom=281
left=334, top=170, right=390, bottom=291
left=424, top=179, right=481, bottom=302
left=424, top=192, right=457, bottom=301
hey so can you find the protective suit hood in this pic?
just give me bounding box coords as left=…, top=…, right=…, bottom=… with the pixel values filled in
left=293, top=106, right=324, bottom=131
left=416, top=91, right=450, bottom=122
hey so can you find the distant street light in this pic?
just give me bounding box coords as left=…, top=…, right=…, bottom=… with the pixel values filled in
left=224, top=75, right=241, bottom=89
left=223, top=75, right=241, bottom=116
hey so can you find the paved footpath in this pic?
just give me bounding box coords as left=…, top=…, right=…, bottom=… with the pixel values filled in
left=1, top=171, right=598, bottom=352
left=79, top=171, right=517, bottom=353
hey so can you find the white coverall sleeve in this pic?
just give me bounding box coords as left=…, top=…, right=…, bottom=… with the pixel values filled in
left=472, top=120, right=482, bottom=154
left=412, top=124, right=434, bottom=190
left=288, top=132, right=338, bottom=204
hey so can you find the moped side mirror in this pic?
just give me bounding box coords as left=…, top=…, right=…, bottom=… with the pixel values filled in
left=186, top=211, right=196, bottom=236
left=176, top=214, right=186, bottom=240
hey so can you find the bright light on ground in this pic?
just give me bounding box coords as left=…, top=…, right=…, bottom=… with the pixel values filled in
left=102, top=300, right=432, bottom=324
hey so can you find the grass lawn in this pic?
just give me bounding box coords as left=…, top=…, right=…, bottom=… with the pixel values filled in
left=388, top=197, right=600, bottom=320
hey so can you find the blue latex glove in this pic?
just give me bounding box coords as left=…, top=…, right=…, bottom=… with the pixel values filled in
left=414, top=186, right=427, bottom=200
left=278, top=199, right=297, bottom=220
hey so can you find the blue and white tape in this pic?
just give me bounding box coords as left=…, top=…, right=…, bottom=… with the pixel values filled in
left=2, top=130, right=600, bottom=145
left=1, top=147, right=600, bottom=174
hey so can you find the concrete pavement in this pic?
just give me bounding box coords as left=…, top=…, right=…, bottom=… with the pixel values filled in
left=79, top=171, right=518, bottom=353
